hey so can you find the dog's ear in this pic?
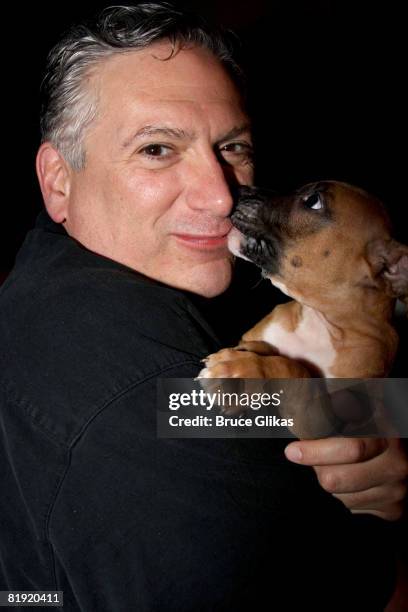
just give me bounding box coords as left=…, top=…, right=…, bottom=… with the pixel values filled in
left=365, top=238, right=408, bottom=298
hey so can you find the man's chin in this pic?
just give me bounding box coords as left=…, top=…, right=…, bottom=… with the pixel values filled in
left=171, top=258, right=233, bottom=298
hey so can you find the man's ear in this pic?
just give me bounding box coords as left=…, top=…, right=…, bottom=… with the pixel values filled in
left=366, top=238, right=408, bottom=298
left=36, top=143, right=71, bottom=224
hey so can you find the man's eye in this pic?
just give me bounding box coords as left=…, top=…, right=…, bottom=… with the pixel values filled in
left=139, top=144, right=173, bottom=158
left=220, top=142, right=253, bottom=162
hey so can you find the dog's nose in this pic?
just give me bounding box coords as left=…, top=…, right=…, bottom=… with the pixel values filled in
left=228, top=185, right=255, bottom=214
left=235, top=185, right=258, bottom=198
left=232, top=200, right=262, bottom=221
left=230, top=185, right=271, bottom=214
left=231, top=185, right=262, bottom=201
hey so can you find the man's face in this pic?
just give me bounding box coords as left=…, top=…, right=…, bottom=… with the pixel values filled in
left=64, top=42, right=253, bottom=297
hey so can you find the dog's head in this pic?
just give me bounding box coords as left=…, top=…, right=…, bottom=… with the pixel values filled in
left=228, top=181, right=408, bottom=307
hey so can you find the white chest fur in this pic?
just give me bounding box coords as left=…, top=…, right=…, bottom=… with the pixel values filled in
left=261, top=306, right=337, bottom=377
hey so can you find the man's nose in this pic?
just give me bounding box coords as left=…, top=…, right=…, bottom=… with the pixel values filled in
left=185, top=155, right=234, bottom=216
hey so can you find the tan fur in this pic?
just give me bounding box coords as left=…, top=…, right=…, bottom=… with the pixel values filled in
left=200, top=182, right=406, bottom=380
left=198, top=182, right=407, bottom=438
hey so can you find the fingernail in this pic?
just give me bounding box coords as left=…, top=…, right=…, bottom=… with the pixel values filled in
left=285, top=445, right=303, bottom=462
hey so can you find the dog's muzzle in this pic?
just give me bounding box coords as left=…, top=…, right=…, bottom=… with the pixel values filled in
left=229, top=187, right=283, bottom=273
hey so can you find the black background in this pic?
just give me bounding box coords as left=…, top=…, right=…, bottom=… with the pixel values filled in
left=1, top=0, right=407, bottom=591
left=1, top=0, right=406, bottom=281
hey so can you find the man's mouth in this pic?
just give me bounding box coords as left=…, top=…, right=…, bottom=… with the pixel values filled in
left=173, top=232, right=230, bottom=250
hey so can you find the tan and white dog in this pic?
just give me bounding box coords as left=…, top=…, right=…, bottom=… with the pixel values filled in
left=198, top=181, right=407, bottom=436
left=199, top=181, right=407, bottom=380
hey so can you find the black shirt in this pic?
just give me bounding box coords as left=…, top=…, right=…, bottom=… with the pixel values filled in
left=0, top=211, right=396, bottom=611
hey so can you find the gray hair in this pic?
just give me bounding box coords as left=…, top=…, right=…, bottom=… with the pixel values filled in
left=40, top=3, right=245, bottom=170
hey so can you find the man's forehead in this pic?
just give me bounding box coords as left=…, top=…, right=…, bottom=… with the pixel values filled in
left=88, top=44, right=249, bottom=145
left=95, top=43, right=242, bottom=105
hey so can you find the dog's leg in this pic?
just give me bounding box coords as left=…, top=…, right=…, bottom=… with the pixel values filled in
left=197, top=350, right=343, bottom=438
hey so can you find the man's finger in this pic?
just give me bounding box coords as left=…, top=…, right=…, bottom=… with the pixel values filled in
left=332, top=482, right=407, bottom=510
left=350, top=506, right=404, bottom=521
left=313, top=462, right=383, bottom=493
left=284, top=437, right=388, bottom=466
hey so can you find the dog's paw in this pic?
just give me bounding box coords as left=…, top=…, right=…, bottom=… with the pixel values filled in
left=197, top=347, right=266, bottom=379
left=197, top=348, right=242, bottom=379
left=196, top=348, right=256, bottom=415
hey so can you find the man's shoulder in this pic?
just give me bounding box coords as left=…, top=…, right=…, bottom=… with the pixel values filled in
left=1, top=218, right=219, bottom=359
left=0, top=220, right=219, bottom=445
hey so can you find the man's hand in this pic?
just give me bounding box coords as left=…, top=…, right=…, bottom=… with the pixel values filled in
left=284, top=437, right=408, bottom=520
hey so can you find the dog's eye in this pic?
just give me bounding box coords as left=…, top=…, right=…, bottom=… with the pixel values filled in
left=303, top=193, right=324, bottom=210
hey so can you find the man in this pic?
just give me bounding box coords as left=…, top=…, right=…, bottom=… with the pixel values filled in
left=0, top=3, right=406, bottom=610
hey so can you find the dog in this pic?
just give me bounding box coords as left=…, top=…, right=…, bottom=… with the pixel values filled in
left=198, top=181, right=407, bottom=437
